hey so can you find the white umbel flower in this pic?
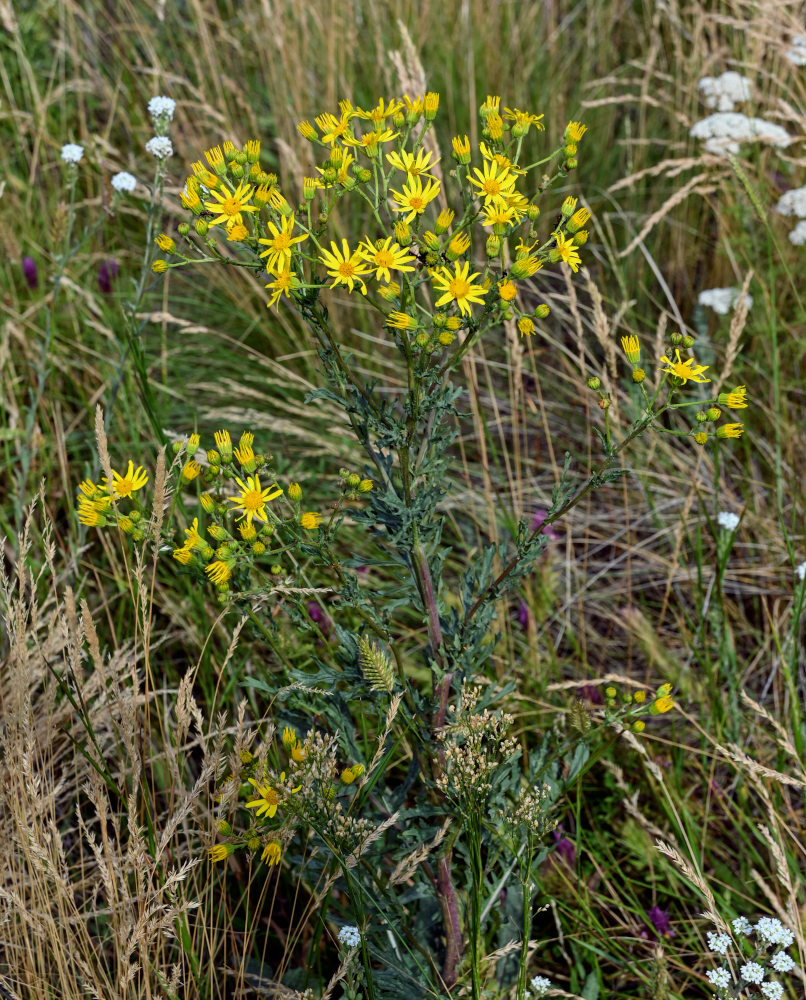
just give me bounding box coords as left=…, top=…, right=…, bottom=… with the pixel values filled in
left=755, top=917, right=794, bottom=947
left=761, top=982, right=784, bottom=999
left=61, top=143, right=84, bottom=163
left=337, top=925, right=361, bottom=947
left=111, top=171, right=137, bottom=193
left=788, top=221, right=806, bottom=245
left=691, top=113, right=792, bottom=155
left=717, top=511, right=740, bottom=532
left=785, top=35, right=806, bottom=66
left=770, top=951, right=795, bottom=974
left=707, top=931, right=732, bottom=955
left=706, top=968, right=732, bottom=989
left=698, top=287, right=753, bottom=314
left=529, top=975, right=552, bottom=997
left=775, top=187, right=806, bottom=218
left=732, top=916, right=752, bottom=935
left=145, top=136, right=173, bottom=159
left=740, top=961, right=765, bottom=984
left=698, top=72, right=752, bottom=112
left=148, top=96, right=176, bottom=123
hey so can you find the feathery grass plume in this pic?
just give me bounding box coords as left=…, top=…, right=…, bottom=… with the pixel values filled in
left=357, top=635, right=395, bottom=693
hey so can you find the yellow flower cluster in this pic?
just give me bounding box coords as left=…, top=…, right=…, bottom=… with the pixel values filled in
left=75, top=460, right=149, bottom=534
left=169, top=94, right=591, bottom=354
left=601, top=681, right=676, bottom=732
left=615, top=335, right=749, bottom=445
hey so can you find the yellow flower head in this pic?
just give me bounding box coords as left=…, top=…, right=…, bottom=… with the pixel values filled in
left=297, top=119, right=317, bottom=141
left=390, top=175, right=441, bottom=223
left=518, top=318, right=535, bottom=338
left=204, top=145, right=226, bottom=173
left=498, top=280, right=517, bottom=303
left=446, top=231, right=471, bottom=260
left=716, top=423, right=744, bottom=439
left=234, top=431, right=255, bottom=467
left=282, top=726, right=297, bottom=751
left=355, top=97, right=404, bottom=125
left=181, top=460, right=202, bottom=483
left=77, top=498, right=107, bottom=527
left=265, top=268, right=301, bottom=309
left=226, top=223, right=248, bottom=242
left=258, top=214, right=308, bottom=272
left=344, top=127, right=398, bottom=156
left=431, top=260, right=488, bottom=317
left=105, top=460, right=149, bottom=499
left=183, top=517, right=202, bottom=550
left=238, top=520, right=257, bottom=541
left=287, top=482, right=302, bottom=502
left=565, top=121, right=588, bottom=142
left=209, top=844, right=235, bottom=863
left=479, top=142, right=526, bottom=176
left=424, top=91, right=439, bottom=119
left=451, top=135, right=471, bottom=164
left=550, top=232, right=582, bottom=272
left=480, top=94, right=501, bottom=117
left=358, top=237, right=417, bottom=283
left=173, top=546, right=192, bottom=564
left=315, top=111, right=353, bottom=146
left=204, top=181, right=258, bottom=229
left=245, top=779, right=279, bottom=818
left=659, top=349, right=711, bottom=385
left=262, top=841, right=282, bottom=866
left=486, top=112, right=504, bottom=141
left=482, top=202, right=516, bottom=232
left=386, top=147, right=439, bottom=180
left=717, top=386, right=748, bottom=409
left=229, top=475, right=283, bottom=524
left=503, top=106, right=545, bottom=134
left=650, top=694, right=675, bottom=715
left=387, top=311, right=417, bottom=330
left=214, top=429, right=233, bottom=461
left=620, top=335, right=641, bottom=366
left=205, top=559, right=233, bottom=586
left=319, top=239, right=371, bottom=294
left=468, top=159, right=518, bottom=206
left=300, top=511, right=322, bottom=530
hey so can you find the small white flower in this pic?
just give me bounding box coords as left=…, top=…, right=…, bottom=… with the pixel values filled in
left=796, top=561, right=806, bottom=582
left=698, top=72, right=753, bottom=112
left=691, top=112, right=792, bottom=155
left=698, top=287, right=753, bottom=315
left=145, top=136, right=173, bottom=159
left=337, top=924, right=361, bottom=948
left=61, top=143, right=84, bottom=164
left=706, top=968, right=732, bottom=989
left=148, top=95, right=176, bottom=122
left=785, top=35, right=806, bottom=66
left=707, top=931, right=732, bottom=955
left=732, top=916, right=752, bottom=935
left=770, top=951, right=795, bottom=974
left=111, top=171, right=137, bottom=193
left=740, top=961, right=765, bottom=984
left=717, top=511, right=740, bottom=532
left=760, top=981, right=784, bottom=1000
left=529, top=975, right=552, bottom=997
left=788, top=221, right=806, bottom=246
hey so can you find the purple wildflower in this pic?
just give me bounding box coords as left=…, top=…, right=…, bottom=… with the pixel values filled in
left=552, top=829, right=576, bottom=866
left=530, top=510, right=559, bottom=540
left=640, top=906, right=675, bottom=940
left=518, top=599, right=530, bottom=630
left=22, top=256, right=39, bottom=289
left=578, top=684, right=604, bottom=705
left=307, top=601, right=332, bottom=637
left=98, top=259, right=119, bottom=294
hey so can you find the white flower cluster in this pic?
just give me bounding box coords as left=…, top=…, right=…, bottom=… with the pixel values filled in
left=111, top=171, right=137, bottom=193
left=148, top=95, right=176, bottom=125
left=690, top=112, right=792, bottom=155
left=785, top=35, right=806, bottom=66
left=706, top=916, right=798, bottom=999
left=528, top=975, right=552, bottom=997
left=717, top=511, right=740, bottom=532
left=788, top=220, right=806, bottom=246
left=145, top=136, right=173, bottom=160
left=698, top=287, right=753, bottom=314
left=698, top=71, right=753, bottom=112
left=60, top=142, right=84, bottom=164
left=775, top=186, right=806, bottom=217
left=337, top=924, right=361, bottom=948
left=796, top=561, right=806, bottom=582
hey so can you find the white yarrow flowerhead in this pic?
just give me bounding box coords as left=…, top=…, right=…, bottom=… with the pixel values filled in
left=788, top=221, right=806, bottom=246
left=706, top=968, right=732, bottom=989
left=698, top=287, right=753, bottom=315
left=785, top=35, right=806, bottom=66
left=707, top=931, right=732, bottom=955
left=698, top=71, right=752, bottom=112
left=775, top=186, right=806, bottom=218
left=61, top=143, right=84, bottom=164
left=796, top=561, right=806, bottom=582
left=740, top=961, right=765, bottom=984
left=145, top=136, right=173, bottom=159
left=148, top=95, right=176, bottom=123
left=770, top=951, right=795, bottom=974
left=111, top=171, right=137, bottom=193
left=690, top=112, right=792, bottom=155
left=761, top=981, right=784, bottom=1000
left=529, top=975, right=552, bottom=996
left=337, top=925, right=361, bottom=948
left=755, top=917, right=794, bottom=947
left=717, top=511, right=740, bottom=532
left=732, top=915, right=752, bottom=935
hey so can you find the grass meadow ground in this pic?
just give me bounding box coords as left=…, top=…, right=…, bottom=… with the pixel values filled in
left=2, top=1, right=806, bottom=998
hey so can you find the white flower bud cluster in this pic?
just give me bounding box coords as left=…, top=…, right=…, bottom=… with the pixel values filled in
left=690, top=113, right=792, bottom=155
left=705, top=915, right=797, bottom=1000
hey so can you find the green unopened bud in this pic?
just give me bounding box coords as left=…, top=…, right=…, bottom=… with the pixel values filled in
left=128, top=510, right=141, bottom=523
left=696, top=411, right=708, bottom=423
left=321, top=166, right=337, bottom=185
left=230, top=162, right=244, bottom=179
left=564, top=156, right=578, bottom=170
left=564, top=143, right=578, bottom=158
left=178, top=222, right=190, bottom=236
left=394, top=220, right=411, bottom=246
left=271, top=564, right=282, bottom=575
left=424, top=251, right=440, bottom=267
left=526, top=203, right=540, bottom=222
left=346, top=473, right=361, bottom=488
left=357, top=168, right=371, bottom=183
left=217, top=819, right=232, bottom=835
left=670, top=332, right=683, bottom=346
left=587, top=376, right=601, bottom=391
left=706, top=407, right=721, bottom=421
left=252, top=541, right=266, bottom=555
left=195, top=218, right=209, bottom=237
left=535, top=304, right=550, bottom=318
left=216, top=544, right=232, bottom=559
left=573, top=229, right=589, bottom=245
left=485, top=234, right=501, bottom=258
left=682, top=335, right=695, bottom=348
left=632, top=368, right=645, bottom=383
left=172, top=441, right=183, bottom=454
left=422, top=231, right=441, bottom=252
left=432, top=312, right=447, bottom=328
left=415, top=332, right=431, bottom=349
